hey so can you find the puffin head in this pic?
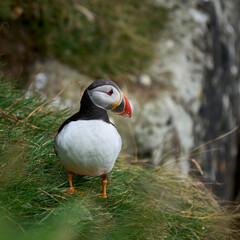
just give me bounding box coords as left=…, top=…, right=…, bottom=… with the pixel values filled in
left=87, top=79, right=132, bottom=118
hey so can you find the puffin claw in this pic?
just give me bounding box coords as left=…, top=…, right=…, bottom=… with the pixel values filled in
left=61, top=187, right=85, bottom=196
left=99, top=194, right=107, bottom=198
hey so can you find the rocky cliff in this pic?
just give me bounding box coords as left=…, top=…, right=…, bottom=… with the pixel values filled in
left=134, top=0, right=240, bottom=201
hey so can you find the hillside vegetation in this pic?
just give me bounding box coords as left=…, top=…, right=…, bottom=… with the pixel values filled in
left=0, top=79, right=240, bottom=240
left=0, top=0, right=167, bottom=81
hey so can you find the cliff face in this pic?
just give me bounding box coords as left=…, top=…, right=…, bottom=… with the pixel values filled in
left=134, top=0, right=240, bottom=200
left=194, top=0, right=240, bottom=200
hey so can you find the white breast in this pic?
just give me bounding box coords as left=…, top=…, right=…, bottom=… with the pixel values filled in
left=54, top=120, right=122, bottom=176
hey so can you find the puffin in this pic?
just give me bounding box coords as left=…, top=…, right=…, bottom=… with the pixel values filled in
left=54, top=79, right=132, bottom=198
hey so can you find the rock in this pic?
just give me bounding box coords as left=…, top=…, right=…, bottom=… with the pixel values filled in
left=134, top=0, right=240, bottom=201
left=194, top=0, right=240, bottom=200
left=28, top=59, right=94, bottom=110
left=135, top=94, right=193, bottom=173
left=138, top=74, right=152, bottom=87
left=188, top=8, right=209, bottom=25
left=134, top=0, right=205, bottom=172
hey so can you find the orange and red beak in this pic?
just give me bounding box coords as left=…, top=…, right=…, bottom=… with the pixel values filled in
left=111, top=93, right=132, bottom=118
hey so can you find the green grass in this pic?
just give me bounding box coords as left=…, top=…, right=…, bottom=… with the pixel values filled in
left=0, top=0, right=167, bottom=81
left=0, top=79, right=240, bottom=240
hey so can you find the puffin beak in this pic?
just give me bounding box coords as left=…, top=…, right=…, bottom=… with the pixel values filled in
left=111, top=93, right=132, bottom=118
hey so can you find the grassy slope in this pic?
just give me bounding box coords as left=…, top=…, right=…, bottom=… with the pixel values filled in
left=0, top=0, right=167, bottom=81
left=0, top=80, right=239, bottom=240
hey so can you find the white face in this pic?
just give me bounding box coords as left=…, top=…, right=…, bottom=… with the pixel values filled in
left=87, top=85, right=122, bottom=110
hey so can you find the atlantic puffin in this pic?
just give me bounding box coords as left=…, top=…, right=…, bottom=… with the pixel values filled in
left=54, top=79, right=132, bottom=198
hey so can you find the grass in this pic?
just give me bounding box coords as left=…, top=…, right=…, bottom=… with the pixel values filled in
left=0, top=0, right=167, bottom=81
left=0, top=78, right=240, bottom=240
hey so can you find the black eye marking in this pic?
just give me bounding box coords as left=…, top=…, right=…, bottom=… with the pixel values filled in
left=107, top=89, right=113, bottom=96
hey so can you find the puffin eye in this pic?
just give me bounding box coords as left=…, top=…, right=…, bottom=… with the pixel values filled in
left=107, top=89, right=113, bottom=96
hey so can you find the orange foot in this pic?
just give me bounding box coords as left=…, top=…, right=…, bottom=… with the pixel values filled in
left=99, top=194, right=107, bottom=198
left=62, top=187, right=85, bottom=196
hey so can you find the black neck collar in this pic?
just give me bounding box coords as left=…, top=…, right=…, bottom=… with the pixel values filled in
left=78, top=90, right=110, bottom=122
left=57, top=90, right=110, bottom=133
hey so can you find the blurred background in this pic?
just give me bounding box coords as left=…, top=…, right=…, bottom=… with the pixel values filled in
left=0, top=0, right=240, bottom=202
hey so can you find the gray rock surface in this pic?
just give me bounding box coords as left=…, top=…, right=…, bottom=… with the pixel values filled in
left=134, top=0, right=240, bottom=200
left=134, top=0, right=206, bottom=172
left=194, top=0, right=240, bottom=200
left=28, top=59, right=93, bottom=110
